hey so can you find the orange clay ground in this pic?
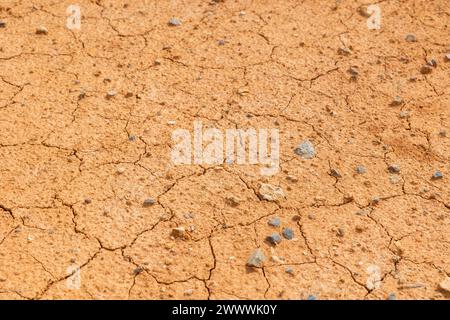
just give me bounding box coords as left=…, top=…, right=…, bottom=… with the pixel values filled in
left=0, top=0, right=449, bottom=300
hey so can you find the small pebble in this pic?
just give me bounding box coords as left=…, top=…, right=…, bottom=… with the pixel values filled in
left=431, top=171, right=443, bottom=180
left=266, top=233, right=282, bottom=245
left=427, top=59, right=437, bottom=67
left=218, top=39, right=226, bottom=46
left=357, top=5, right=371, bottom=17
left=307, top=294, right=317, bottom=300
left=347, top=66, right=359, bottom=78
left=329, top=168, right=342, bottom=178
left=128, top=135, right=136, bottom=141
left=285, top=267, right=294, bottom=275
left=268, top=217, right=281, bottom=227
left=404, top=34, right=417, bottom=42
left=184, top=289, right=194, bottom=296
left=259, top=184, right=285, bottom=201
left=171, top=227, right=185, bottom=238
left=36, top=26, right=48, bottom=35
left=106, top=90, right=117, bottom=99
left=439, top=277, right=450, bottom=292
left=336, top=227, right=345, bottom=237
left=445, top=53, right=450, bottom=62
left=225, top=196, right=240, bottom=207
left=84, top=198, right=92, bottom=204
left=246, top=248, right=266, bottom=268
left=387, top=293, right=397, bottom=300
left=439, top=129, right=447, bottom=137
left=420, top=64, right=433, bottom=74
left=168, top=18, right=181, bottom=26
left=399, top=110, right=409, bottom=118
left=282, top=227, right=294, bottom=240
left=390, top=96, right=403, bottom=106
left=294, top=140, right=315, bottom=159
left=338, top=47, right=352, bottom=56
left=356, top=165, right=366, bottom=174
left=116, top=167, right=126, bottom=174
left=133, top=266, right=144, bottom=275
left=388, top=164, right=401, bottom=173
left=0, top=20, right=6, bottom=28
left=143, top=198, right=156, bottom=207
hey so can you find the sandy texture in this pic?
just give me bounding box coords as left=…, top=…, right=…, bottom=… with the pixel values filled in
left=0, top=0, right=449, bottom=300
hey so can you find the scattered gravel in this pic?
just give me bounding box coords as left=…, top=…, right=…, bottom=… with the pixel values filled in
left=268, top=217, right=281, bottom=227
left=266, top=233, right=282, bottom=245
left=356, top=165, right=366, bottom=174
left=36, top=26, right=48, bottom=35
left=294, top=140, right=315, bottom=159
left=282, top=227, right=294, bottom=240
left=246, top=248, right=266, bottom=268
left=388, top=164, right=401, bottom=173
left=168, top=18, right=181, bottom=26
left=259, top=184, right=285, bottom=201
left=404, top=34, right=417, bottom=42
left=143, top=198, right=156, bottom=206
left=431, top=171, right=443, bottom=180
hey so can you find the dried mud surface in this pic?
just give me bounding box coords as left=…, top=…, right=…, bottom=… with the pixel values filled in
left=0, top=0, right=449, bottom=300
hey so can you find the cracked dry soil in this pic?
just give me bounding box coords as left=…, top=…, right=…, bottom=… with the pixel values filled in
left=0, top=0, right=449, bottom=300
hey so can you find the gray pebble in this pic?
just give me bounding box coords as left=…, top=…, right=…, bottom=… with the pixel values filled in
left=388, top=164, right=400, bottom=173
left=282, top=227, right=294, bottom=240
left=387, top=293, right=397, bottom=300
left=133, top=266, right=144, bottom=275
left=143, top=198, right=156, bottom=207
left=168, top=18, right=181, bottom=26
left=307, top=294, right=317, bottom=300
left=128, top=135, right=136, bottom=141
left=268, top=217, right=281, bottom=227
left=285, top=267, right=294, bottom=275
left=246, top=248, right=266, bottom=268
left=294, top=140, right=316, bottom=159
left=356, top=165, right=366, bottom=174
left=404, top=34, right=417, bottom=42
left=218, top=39, right=226, bottom=46
left=431, top=171, right=443, bottom=180
left=266, top=233, right=282, bottom=245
